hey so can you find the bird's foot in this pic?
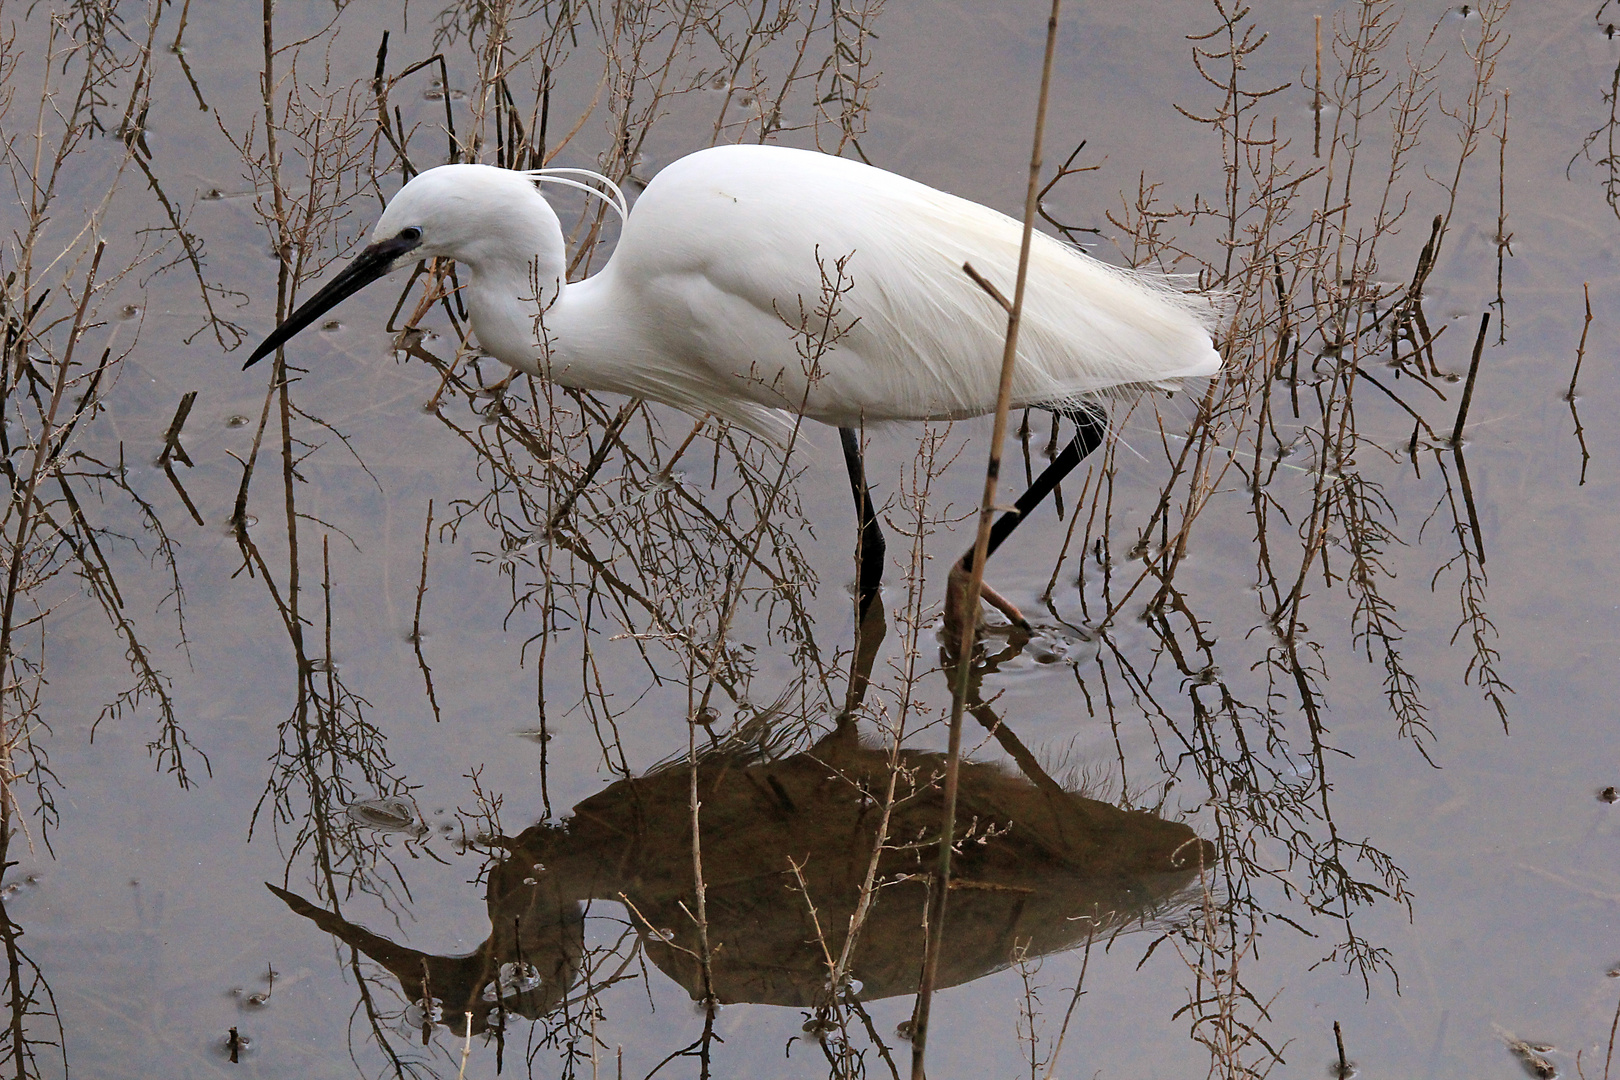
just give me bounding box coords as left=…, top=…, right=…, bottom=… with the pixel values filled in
left=943, top=560, right=1031, bottom=657
left=977, top=579, right=1029, bottom=628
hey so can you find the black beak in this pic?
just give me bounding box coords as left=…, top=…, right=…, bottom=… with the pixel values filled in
left=243, top=231, right=423, bottom=369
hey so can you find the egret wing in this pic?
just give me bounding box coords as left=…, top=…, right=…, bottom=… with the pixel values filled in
left=616, top=145, right=1219, bottom=426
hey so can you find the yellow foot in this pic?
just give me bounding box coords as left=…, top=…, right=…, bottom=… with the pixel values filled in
left=943, top=562, right=1031, bottom=656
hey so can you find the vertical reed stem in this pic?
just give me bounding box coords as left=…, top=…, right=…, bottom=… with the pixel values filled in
left=1451, top=311, right=1489, bottom=447
left=1314, top=15, right=1322, bottom=158
left=909, top=3, right=1063, bottom=1076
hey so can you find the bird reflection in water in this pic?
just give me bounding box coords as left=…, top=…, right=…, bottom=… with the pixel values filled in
left=272, top=651, right=1212, bottom=1039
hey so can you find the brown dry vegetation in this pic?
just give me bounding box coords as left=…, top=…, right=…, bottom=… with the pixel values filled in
left=9, top=1, right=1613, bottom=1079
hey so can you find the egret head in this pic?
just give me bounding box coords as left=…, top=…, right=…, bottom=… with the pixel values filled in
left=373, top=165, right=565, bottom=266
left=244, top=164, right=565, bottom=368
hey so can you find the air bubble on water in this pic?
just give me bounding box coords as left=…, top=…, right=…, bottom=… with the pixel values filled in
left=344, top=796, right=428, bottom=837
left=482, top=962, right=542, bottom=1002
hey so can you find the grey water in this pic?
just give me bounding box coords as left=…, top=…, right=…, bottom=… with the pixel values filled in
left=6, top=2, right=1618, bottom=1078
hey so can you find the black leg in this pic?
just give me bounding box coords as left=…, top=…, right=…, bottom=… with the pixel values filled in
left=942, top=400, right=1107, bottom=653
left=839, top=426, right=886, bottom=621
left=962, top=400, right=1107, bottom=572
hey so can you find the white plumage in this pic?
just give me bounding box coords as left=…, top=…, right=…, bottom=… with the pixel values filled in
left=247, top=143, right=1223, bottom=633
left=357, top=145, right=1219, bottom=440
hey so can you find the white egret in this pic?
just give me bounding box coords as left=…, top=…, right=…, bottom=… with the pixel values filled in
left=246, top=144, right=1221, bottom=632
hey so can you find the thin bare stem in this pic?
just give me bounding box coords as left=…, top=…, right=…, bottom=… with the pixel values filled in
left=911, top=2, right=1063, bottom=1076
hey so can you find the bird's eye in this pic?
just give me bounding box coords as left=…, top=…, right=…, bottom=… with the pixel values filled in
left=400, top=226, right=422, bottom=243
